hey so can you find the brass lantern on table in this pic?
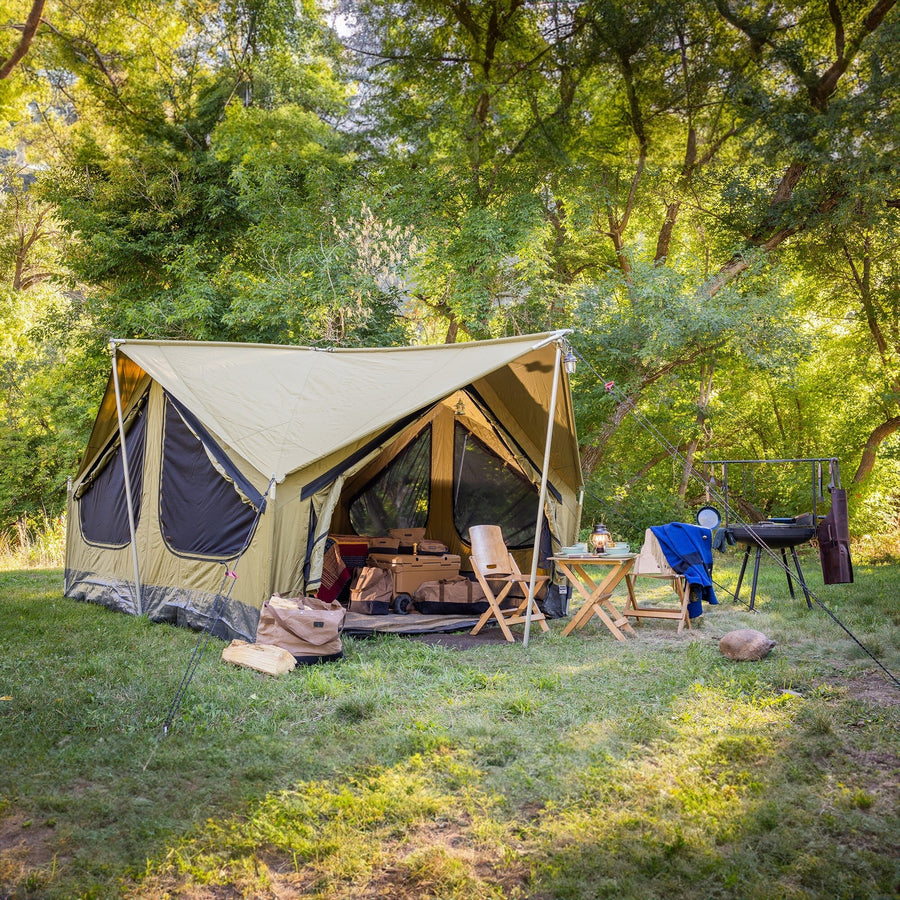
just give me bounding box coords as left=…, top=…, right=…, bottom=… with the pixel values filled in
left=590, top=522, right=612, bottom=554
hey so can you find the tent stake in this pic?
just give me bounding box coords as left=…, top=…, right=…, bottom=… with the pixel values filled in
left=524, top=342, right=562, bottom=647
left=110, top=342, right=142, bottom=613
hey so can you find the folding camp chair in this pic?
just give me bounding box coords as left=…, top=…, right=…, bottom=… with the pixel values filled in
left=623, top=528, right=691, bottom=632
left=469, top=525, right=549, bottom=642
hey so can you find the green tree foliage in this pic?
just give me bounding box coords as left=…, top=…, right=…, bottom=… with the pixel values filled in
left=345, top=0, right=898, bottom=529
left=0, top=0, right=899, bottom=536
left=39, top=0, right=374, bottom=343
left=0, top=163, right=105, bottom=524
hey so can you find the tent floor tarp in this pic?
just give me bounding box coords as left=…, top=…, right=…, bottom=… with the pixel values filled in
left=342, top=612, right=488, bottom=635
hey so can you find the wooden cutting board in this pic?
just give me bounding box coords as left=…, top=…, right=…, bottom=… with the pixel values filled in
left=222, top=640, right=296, bottom=675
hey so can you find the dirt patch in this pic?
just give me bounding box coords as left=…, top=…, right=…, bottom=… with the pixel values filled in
left=0, top=812, right=62, bottom=895
left=127, top=817, right=534, bottom=900
left=362, top=818, right=534, bottom=899
left=126, top=878, right=274, bottom=899
left=403, top=628, right=522, bottom=650
left=845, top=670, right=900, bottom=706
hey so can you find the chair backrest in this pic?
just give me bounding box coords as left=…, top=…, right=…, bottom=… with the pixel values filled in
left=469, top=525, right=513, bottom=576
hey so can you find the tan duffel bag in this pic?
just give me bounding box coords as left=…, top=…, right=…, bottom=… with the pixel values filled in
left=256, top=595, right=346, bottom=665
left=413, top=577, right=490, bottom=615
left=349, top=566, right=393, bottom=614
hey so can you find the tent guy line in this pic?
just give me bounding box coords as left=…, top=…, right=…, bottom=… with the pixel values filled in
left=158, top=475, right=276, bottom=743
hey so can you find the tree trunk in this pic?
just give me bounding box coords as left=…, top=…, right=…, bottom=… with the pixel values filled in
left=0, top=0, right=46, bottom=80
left=852, top=416, right=900, bottom=483
left=444, top=314, right=459, bottom=344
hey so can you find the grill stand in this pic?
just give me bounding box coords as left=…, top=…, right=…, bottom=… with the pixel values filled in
left=734, top=544, right=813, bottom=610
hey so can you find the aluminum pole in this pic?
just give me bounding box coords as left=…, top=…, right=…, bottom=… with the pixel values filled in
left=524, top=343, right=562, bottom=647
left=111, top=344, right=142, bottom=612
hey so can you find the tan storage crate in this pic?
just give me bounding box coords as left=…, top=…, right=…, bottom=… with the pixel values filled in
left=368, top=536, right=401, bottom=552
left=388, top=528, right=425, bottom=547
left=367, top=552, right=461, bottom=596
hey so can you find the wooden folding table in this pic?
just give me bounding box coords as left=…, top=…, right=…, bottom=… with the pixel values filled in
left=550, top=554, right=637, bottom=641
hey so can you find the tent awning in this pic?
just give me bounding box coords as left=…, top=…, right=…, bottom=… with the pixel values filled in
left=96, top=332, right=580, bottom=486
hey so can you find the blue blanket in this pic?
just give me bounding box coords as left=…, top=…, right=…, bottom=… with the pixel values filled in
left=649, top=523, right=718, bottom=619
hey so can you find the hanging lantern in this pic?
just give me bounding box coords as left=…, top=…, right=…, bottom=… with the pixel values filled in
left=590, top=522, right=612, bottom=554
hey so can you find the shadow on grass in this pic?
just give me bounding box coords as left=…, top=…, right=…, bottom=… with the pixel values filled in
left=1, top=563, right=899, bottom=899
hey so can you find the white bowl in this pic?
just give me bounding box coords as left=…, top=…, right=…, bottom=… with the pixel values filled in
left=604, top=543, right=630, bottom=555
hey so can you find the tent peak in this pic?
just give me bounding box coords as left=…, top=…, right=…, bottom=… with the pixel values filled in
left=111, top=330, right=574, bottom=356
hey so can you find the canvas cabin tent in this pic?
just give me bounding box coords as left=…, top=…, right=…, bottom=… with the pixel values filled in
left=65, top=332, right=583, bottom=641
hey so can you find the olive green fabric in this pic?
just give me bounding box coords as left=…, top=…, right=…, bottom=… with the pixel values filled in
left=65, top=333, right=582, bottom=640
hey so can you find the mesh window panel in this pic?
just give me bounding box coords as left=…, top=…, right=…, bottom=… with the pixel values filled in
left=79, top=405, right=148, bottom=546
left=160, top=397, right=258, bottom=557
left=453, top=422, right=538, bottom=549
left=349, top=427, right=431, bottom=534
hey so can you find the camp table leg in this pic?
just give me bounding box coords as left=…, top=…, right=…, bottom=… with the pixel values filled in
left=552, top=557, right=636, bottom=640
left=580, top=561, right=636, bottom=639
left=623, top=575, right=640, bottom=624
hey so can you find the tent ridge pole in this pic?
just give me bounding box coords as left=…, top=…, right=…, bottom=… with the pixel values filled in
left=111, top=343, right=142, bottom=612
left=524, top=342, right=562, bottom=647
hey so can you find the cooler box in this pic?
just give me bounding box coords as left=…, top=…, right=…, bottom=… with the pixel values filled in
left=366, top=552, right=461, bottom=596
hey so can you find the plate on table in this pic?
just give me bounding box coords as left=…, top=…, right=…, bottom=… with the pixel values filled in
left=600, top=549, right=632, bottom=557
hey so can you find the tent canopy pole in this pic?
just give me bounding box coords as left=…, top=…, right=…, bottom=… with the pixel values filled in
left=110, top=342, right=142, bottom=612
left=524, top=341, right=563, bottom=647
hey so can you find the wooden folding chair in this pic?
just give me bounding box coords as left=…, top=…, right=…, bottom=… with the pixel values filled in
left=469, top=525, right=549, bottom=642
left=623, top=528, right=691, bottom=632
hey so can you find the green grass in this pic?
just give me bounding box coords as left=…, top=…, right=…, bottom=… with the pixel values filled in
left=1, top=551, right=899, bottom=899
left=0, top=517, right=66, bottom=571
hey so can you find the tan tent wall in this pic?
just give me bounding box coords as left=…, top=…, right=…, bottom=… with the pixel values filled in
left=65, top=371, right=154, bottom=618
left=66, top=382, right=274, bottom=641
left=66, top=332, right=583, bottom=640
left=330, top=391, right=579, bottom=569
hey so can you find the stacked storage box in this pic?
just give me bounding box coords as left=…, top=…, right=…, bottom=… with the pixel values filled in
left=366, top=552, right=462, bottom=597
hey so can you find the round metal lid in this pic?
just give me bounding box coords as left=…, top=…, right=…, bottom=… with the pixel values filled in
left=696, top=505, right=722, bottom=530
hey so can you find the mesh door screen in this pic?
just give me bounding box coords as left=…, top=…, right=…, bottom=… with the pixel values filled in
left=160, top=396, right=258, bottom=557
left=79, top=404, right=148, bottom=546
left=453, top=422, right=538, bottom=548
left=349, top=427, right=431, bottom=535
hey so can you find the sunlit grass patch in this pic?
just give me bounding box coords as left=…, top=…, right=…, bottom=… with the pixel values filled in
left=2, top=561, right=899, bottom=899
left=132, top=751, right=519, bottom=899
